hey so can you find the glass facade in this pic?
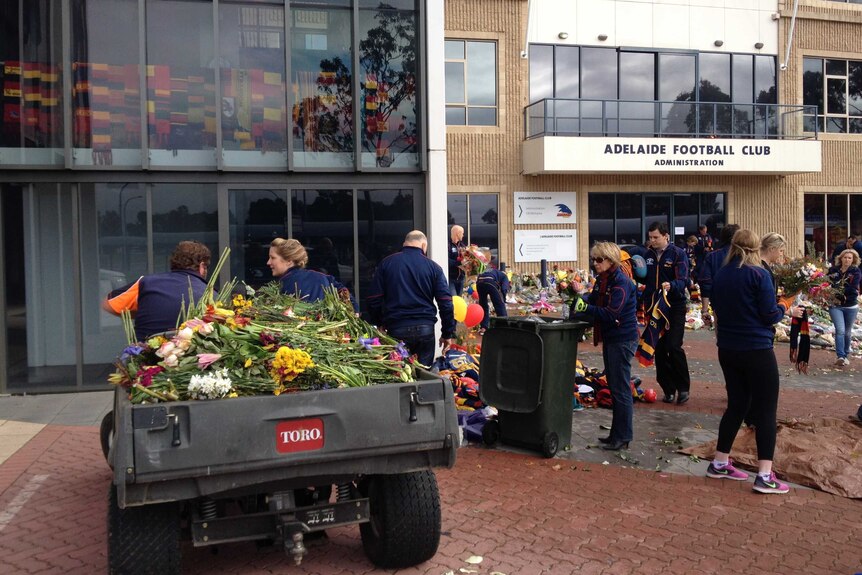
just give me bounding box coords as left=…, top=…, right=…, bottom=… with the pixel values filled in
left=529, top=46, right=776, bottom=138
left=587, top=193, right=726, bottom=250
left=0, top=0, right=422, bottom=170
left=0, top=1, right=428, bottom=392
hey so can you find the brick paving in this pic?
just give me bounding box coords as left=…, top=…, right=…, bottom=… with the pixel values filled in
left=0, top=329, right=860, bottom=575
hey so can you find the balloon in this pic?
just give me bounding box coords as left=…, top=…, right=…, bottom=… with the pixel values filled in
left=643, top=388, right=657, bottom=403
left=464, top=303, right=485, bottom=328
left=471, top=290, right=479, bottom=300
left=452, top=296, right=468, bottom=322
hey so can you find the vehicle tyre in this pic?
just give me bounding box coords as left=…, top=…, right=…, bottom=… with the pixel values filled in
left=360, top=471, right=441, bottom=568
left=481, top=419, right=500, bottom=446
left=100, top=410, right=114, bottom=463
left=541, top=431, right=559, bottom=458
left=108, top=484, right=181, bottom=575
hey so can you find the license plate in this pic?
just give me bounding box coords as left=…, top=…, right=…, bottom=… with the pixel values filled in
left=275, top=418, right=324, bottom=454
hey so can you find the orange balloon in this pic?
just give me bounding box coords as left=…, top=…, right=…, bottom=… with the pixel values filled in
left=464, top=303, right=485, bottom=328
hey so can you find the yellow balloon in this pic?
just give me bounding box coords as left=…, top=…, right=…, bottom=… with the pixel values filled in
left=452, top=295, right=468, bottom=322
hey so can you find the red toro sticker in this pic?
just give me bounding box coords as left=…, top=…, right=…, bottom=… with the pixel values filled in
left=275, top=418, right=325, bottom=454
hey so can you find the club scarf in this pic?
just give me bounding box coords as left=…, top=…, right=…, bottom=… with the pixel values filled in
left=592, top=272, right=609, bottom=346
left=635, top=290, right=671, bottom=367
left=788, top=309, right=810, bottom=374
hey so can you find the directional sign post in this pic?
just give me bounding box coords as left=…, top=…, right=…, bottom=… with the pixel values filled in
left=514, top=191, right=577, bottom=224
left=514, top=229, right=577, bottom=263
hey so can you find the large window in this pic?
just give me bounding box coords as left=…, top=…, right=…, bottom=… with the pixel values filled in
left=804, top=193, right=862, bottom=259
left=587, top=193, right=726, bottom=249
left=0, top=0, right=64, bottom=166
left=358, top=0, right=418, bottom=168
left=71, top=0, right=142, bottom=167
left=529, top=46, right=776, bottom=137
left=445, top=40, right=497, bottom=126
left=803, top=57, right=862, bottom=134
left=291, top=0, right=353, bottom=169
left=446, top=194, right=500, bottom=261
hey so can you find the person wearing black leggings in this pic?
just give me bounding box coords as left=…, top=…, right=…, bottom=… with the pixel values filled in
left=708, top=229, right=801, bottom=495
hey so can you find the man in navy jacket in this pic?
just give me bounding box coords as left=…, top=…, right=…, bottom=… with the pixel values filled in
left=103, top=241, right=211, bottom=341
left=367, top=230, right=456, bottom=366
left=642, top=222, right=691, bottom=405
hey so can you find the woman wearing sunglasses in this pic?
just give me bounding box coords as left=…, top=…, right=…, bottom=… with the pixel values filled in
left=570, top=242, right=639, bottom=451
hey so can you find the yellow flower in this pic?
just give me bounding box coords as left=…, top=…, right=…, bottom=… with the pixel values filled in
left=269, top=346, right=315, bottom=383
left=228, top=391, right=238, bottom=398
left=244, top=358, right=253, bottom=368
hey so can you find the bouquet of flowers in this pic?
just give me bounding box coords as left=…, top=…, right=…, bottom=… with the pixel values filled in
left=458, top=244, right=490, bottom=276
left=109, top=251, right=416, bottom=404
left=771, top=258, right=843, bottom=307
left=554, top=266, right=591, bottom=306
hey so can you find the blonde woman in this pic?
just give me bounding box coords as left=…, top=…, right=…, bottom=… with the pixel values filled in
left=708, top=229, right=800, bottom=494
left=828, top=248, right=862, bottom=367
left=268, top=238, right=356, bottom=310
left=570, top=242, right=638, bottom=451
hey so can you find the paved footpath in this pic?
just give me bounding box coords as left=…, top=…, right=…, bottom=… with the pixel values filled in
left=0, top=330, right=860, bottom=575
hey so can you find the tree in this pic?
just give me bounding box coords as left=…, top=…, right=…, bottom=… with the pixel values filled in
left=359, top=4, right=417, bottom=167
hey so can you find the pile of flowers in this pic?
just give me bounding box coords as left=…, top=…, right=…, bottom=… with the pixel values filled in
left=772, top=258, right=843, bottom=307
left=109, top=252, right=416, bottom=404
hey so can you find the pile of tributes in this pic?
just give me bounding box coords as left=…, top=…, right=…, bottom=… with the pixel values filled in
left=573, top=359, right=656, bottom=410
left=109, top=255, right=416, bottom=404
left=433, top=346, right=499, bottom=443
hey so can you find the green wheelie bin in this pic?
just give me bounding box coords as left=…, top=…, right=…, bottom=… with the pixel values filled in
left=479, top=316, right=589, bottom=458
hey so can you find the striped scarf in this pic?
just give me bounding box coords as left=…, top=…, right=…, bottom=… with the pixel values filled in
left=789, top=309, right=810, bottom=375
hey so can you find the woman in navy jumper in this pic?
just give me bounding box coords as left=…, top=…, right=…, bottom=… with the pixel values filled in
left=571, top=242, right=638, bottom=451
left=828, top=249, right=862, bottom=367
left=268, top=238, right=356, bottom=310
left=708, top=229, right=800, bottom=494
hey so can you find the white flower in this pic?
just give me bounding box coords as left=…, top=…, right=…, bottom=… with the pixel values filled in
left=163, top=354, right=180, bottom=368
left=188, top=368, right=233, bottom=400
left=199, top=322, right=214, bottom=335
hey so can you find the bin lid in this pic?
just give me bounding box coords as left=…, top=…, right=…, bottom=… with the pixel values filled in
left=479, top=326, right=544, bottom=413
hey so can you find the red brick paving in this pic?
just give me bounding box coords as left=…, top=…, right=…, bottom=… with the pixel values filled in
left=1, top=424, right=860, bottom=574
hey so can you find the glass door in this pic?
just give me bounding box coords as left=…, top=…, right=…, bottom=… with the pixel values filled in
left=227, top=188, right=290, bottom=289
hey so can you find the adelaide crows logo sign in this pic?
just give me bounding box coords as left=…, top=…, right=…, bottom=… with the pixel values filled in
left=555, top=204, right=573, bottom=218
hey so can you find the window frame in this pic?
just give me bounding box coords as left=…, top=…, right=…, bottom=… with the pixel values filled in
left=444, top=38, right=499, bottom=127
left=802, top=56, right=862, bottom=135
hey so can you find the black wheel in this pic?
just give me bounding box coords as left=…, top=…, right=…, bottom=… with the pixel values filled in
left=359, top=471, right=441, bottom=569
left=481, top=419, right=500, bottom=446
left=541, top=431, right=559, bottom=458
left=100, top=410, right=114, bottom=463
left=108, top=484, right=181, bottom=575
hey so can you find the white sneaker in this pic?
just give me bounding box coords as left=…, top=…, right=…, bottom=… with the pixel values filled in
left=843, top=357, right=850, bottom=366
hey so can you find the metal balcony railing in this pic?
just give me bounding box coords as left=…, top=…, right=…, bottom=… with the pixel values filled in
left=524, top=99, right=819, bottom=140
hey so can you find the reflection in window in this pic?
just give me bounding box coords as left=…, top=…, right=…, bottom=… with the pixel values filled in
left=219, top=2, right=287, bottom=168
left=359, top=2, right=418, bottom=168
left=145, top=0, right=217, bottom=166
left=802, top=57, right=862, bottom=134
left=826, top=194, right=849, bottom=252
left=0, top=0, right=64, bottom=166
left=447, top=194, right=468, bottom=228
left=469, top=195, right=499, bottom=261
left=588, top=193, right=725, bottom=249
left=291, top=0, right=354, bottom=168
left=445, top=40, right=497, bottom=126
left=529, top=44, right=553, bottom=104
left=659, top=53, right=695, bottom=135
left=358, top=189, right=416, bottom=315
left=804, top=194, right=825, bottom=257
left=71, top=0, right=141, bottom=167
left=292, top=190, right=355, bottom=289
left=150, top=184, right=218, bottom=272
left=228, top=189, right=288, bottom=288
left=80, top=183, right=147, bottom=370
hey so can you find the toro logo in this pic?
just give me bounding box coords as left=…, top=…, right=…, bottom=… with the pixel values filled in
left=275, top=418, right=325, bottom=454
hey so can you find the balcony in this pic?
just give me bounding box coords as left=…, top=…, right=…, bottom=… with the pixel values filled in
left=522, top=99, right=822, bottom=175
